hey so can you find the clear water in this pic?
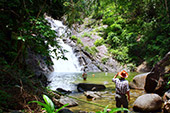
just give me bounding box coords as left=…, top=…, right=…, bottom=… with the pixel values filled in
left=48, top=72, right=145, bottom=113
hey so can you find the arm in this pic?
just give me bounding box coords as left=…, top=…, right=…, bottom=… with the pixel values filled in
left=112, top=72, right=119, bottom=82
left=126, top=91, right=130, bottom=101
left=114, top=72, right=119, bottom=78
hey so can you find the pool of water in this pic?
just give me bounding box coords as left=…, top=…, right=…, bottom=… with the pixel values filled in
left=69, top=89, right=144, bottom=113
left=48, top=72, right=144, bottom=112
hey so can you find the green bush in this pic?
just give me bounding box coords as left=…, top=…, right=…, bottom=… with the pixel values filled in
left=84, top=46, right=98, bottom=56
left=109, top=46, right=129, bottom=64
left=101, top=57, right=109, bottom=64
left=70, top=35, right=78, bottom=40
left=81, top=32, right=93, bottom=39
left=94, top=38, right=104, bottom=46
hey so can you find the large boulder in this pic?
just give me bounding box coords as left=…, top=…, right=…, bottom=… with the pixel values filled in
left=129, top=73, right=149, bottom=89
left=133, top=94, right=163, bottom=112
left=163, top=89, right=170, bottom=102
left=144, top=51, right=170, bottom=95
left=77, top=83, right=106, bottom=92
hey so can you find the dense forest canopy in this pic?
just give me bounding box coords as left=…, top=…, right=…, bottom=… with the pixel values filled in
left=0, top=0, right=170, bottom=111
left=0, top=0, right=169, bottom=70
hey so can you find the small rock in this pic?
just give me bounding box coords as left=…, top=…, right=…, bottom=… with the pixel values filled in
left=162, top=100, right=170, bottom=113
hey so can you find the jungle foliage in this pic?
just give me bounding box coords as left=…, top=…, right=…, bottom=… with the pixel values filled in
left=94, top=0, right=170, bottom=67
left=0, top=0, right=170, bottom=112
left=65, top=0, right=170, bottom=67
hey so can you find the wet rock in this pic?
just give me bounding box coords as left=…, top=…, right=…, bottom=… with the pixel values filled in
left=58, top=108, right=73, bottom=113
left=59, top=96, right=78, bottom=107
left=163, top=89, right=170, bottom=101
left=162, top=100, right=170, bottom=113
left=77, top=83, right=106, bottom=92
left=129, top=73, right=149, bottom=89
left=84, top=91, right=108, bottom=100
left=56, top=88, right=72, bottom=94
left=52, top=96, right=78, bottom=108
left=133, top=94, right=163, bottom=112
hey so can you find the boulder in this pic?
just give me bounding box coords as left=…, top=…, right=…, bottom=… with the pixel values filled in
left=56, top=88, right=72, bottom=94
left=56, top=96, right=78, bottom=107
left=58, top=108, right=74, bottom=113
left=133, top=94, right=163, bottom=112
left=162, top=100, right=170, bottom=113
left=136, top=61, right=150, bottom=73
left=163, top=89, right=170, bottom=101
left=145, top=51, right=170, bottom=95
left=77, top=83, right=106, bottom=92
left=129, top=73, right=149, bottom=89
left=84, top=91, right=108, bottom=100
left=59, top=96, right=78, bottom=107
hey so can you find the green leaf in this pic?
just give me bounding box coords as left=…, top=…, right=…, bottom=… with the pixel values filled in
left=55, top=103, right=69, bottom=113
left=103, top=105, right=109, bottom=113
left=43, top=95, right=55, bottom=112
left=109, top=107, right=129, bottom=113
left=28, top=101, right=52, bottom=113
left=17, top=36, right=23, bottom=40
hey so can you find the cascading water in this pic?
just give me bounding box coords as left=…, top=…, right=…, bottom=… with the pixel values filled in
left=45, top=16, right=82, bottom=91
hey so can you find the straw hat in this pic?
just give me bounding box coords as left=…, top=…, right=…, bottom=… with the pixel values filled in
left=118, top=70, right=128, bottom=78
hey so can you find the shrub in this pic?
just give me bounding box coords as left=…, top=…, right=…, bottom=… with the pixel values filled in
left=70, top=35, right=78, bottom=40
left=84, top=46, right=98, bottom=56
left=101, top=57, right=109, bottom=64
left=94, top=38, right=104, bottom=46
left=81, top=32, right=93, bottom=39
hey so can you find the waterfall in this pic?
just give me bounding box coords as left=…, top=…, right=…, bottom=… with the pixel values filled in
left=45, top=15, right=82, bottom=91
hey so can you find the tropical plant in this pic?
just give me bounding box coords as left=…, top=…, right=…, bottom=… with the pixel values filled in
left=96, top=106, right=129, bottom=113
left=29, top=94, right=69, bottom=113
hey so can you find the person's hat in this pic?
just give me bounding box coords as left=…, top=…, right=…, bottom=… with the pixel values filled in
left=118, top=70, right=128, bottom=78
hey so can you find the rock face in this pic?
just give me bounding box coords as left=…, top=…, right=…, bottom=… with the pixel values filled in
left=144, top=51, right=170, bottom=95
left=129, top=73, right=149, bottom=89
left=133, top=94, right=163, bottom=112
left=25, top=49, right=53, bottom=86
left=63, top=37, right=126, bottom=72
left=63, top=18, right=129, bottom=72
left=77, top=83, right=106, bottom=92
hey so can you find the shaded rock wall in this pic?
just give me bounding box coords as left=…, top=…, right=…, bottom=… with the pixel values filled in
left=144, top=51, right=170, bottom=95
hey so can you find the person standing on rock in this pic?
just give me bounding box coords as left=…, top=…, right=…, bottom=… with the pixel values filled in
left=112, top=70, right=130, bottom=113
